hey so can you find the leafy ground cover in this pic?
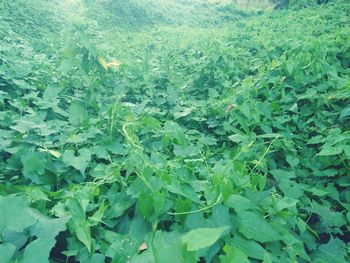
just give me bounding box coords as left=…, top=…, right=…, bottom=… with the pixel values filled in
left=0, top=0, right=350, bottom=262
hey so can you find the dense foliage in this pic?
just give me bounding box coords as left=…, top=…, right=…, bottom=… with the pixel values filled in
left=0, top=0, right=349, bottom=262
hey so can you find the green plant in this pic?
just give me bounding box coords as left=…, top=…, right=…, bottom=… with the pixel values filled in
left=0, top=0, right=349, bottom=262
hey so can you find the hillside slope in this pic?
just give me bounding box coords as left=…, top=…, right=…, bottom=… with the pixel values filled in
left=88, top=0, right=246, bottom=27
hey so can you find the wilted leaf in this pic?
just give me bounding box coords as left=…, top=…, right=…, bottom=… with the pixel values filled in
left=39, top=148, right=62, bottom=158
left=97, top=56, right=109, bottom=70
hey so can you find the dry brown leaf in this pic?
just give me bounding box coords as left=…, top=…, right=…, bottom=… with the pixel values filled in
left=97, top=56, right=109, bottom=70
left=226, top=103, right=236, bottom=112
left=39, top=148, right=62, bottom=158
left=107, top=60, right=122, bottom=68
left=138, top=242, right=147, bottom=253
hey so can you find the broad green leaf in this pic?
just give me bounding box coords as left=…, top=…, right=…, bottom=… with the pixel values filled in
left=173, top=144, right=201, bottom=157
left=0, top=195, right=36, bottom=233
left=238, top=103, right=251, bottom=119
left=342, top=145, right=350, bottom=159
left=317, top=146, right=342, bottom=156
left=182, top=226, right=230, bottom=251
left=107, top=142, right=125, bottom=155
left=173, top=107, right=193, bottom=119
left=231, top=235, right=268, bottom=260
left=339, top=106, right=350, bottom=121
left=60, top=59, right=77, bottom=74
left=88, top=202, right=106, bottom=226
left=129, top=216, right=152, bottom=242
left=21, top=152, right=46, bottom=183
left=21, top=238, right=56, bottom=263
left=166, top=182, right=201, bottom=203
left=163, top=121, right=188, bottom=146
left=275, top=197, right=298, bottom=211
left=131, top=231, right=195, bottom=263
left=263, top=254, right=273, bottom=263
left=43, top=85, right=62, bottom=100
left=219, top=245, right=249, bottom=263
left=0, top=243, right=16, bottom=263
left=63, top=148, right=92, bottom=174
left=228, top=134, right=248, bottom=143
left=225, top=195, right=259, bottom=212
left=66, top=197, right=88, bottom=220
left=68, top=102, right=89, bottom=125
left=137, top=192, right=154, bottom=220
left=270, top=169, right=296, bottom=181
left=155, top=231, right=196, bottom=263
left=313, top=238, right=348, bottom=263
left=286, top=154, right=299, bottom=168
left=32, top=217, right=70, bottom=239
left=237, top=211, right=281, bottom=243
left=307, top=135, right=324, bottom=145
left=86, top=253, right=106, bottom=263
left=10, top=117, right=56, bottom=136
left=73, top=220, right=92, bottom=253
left=306, top=187, right=328, bottom=196
left=309, top=201, right=346, bottom=228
